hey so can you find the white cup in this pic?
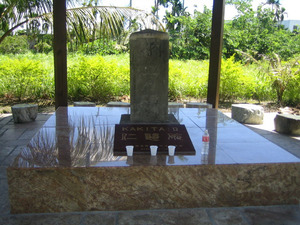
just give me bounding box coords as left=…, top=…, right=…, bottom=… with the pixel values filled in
left=168, top=145, right=176, bottom=156
left=150, top=145, right=158, bottom=156
left=126, top=145, right=134, bottom=156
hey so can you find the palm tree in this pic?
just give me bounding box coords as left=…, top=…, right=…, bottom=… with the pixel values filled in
left=263, top=0, right=286, bottom=22
left=0, top=0, right=54, bottom=44
left=265, top=0, right=280, bottom=10
left=0, top=0, right=164, bottom=45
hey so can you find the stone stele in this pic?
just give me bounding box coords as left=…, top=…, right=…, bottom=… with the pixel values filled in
left=231, top=104, right=264, bottom=125
left=11, top=104, right=38, bottom=123
left=274, top=114, right=300, bottom=136
left=130, top=29, right=169, bottom=123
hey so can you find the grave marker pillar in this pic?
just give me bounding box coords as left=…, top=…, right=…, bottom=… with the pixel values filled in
left=130, top=29, right=169, bottom=123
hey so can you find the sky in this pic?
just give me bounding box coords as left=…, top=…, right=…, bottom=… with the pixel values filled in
left=99, top=0, right=300, bottom=21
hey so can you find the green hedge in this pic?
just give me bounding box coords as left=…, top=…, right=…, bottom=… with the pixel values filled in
left=0, top=53, right=299, bottom=105
left=0, top=54, right=53, bottom=100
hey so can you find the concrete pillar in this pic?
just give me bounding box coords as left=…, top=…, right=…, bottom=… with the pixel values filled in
left=130, top=29, right=169, bottom=123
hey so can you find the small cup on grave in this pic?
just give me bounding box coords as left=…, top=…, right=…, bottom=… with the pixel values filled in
left=168, top=145, right=176, bottom=156
left=150, top=145, right=158, bottom=156
left=126, top=145, right=134, bottom=156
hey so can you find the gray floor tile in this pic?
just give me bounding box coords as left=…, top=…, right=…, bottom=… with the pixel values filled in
left=242, top=205, right=300, bottom=225
left=0, top=213, right=82, bottom=225
left=0, top=146, right=15, bottom=161
left=0, top=128, right=27, bottom=141
left=0, top=166, right=7, bottom=179
left=0, top=116, right=12, bottom=125
left=2, top=139, right=29, bottom=148
left=0, top=178, right=10, bottom=215
left=82, top=212, right=116, bottom=225
left=1, top=146, right=24, bottom=166
left=207, top=207, right=249, bottom=225
left=117, top=208, right=212, bottom=225
left=5, top=120, right=49, bottom=129
left=0, top=128, right=7, bottom=137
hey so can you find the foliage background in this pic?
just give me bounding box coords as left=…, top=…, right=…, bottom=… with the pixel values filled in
left=0, top=53, right=299, bottom=106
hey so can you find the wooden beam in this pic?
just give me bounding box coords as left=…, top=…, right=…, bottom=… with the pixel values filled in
left=207, top=0, right=225, bottom=109
left=53, top=0, right=68, bottom=109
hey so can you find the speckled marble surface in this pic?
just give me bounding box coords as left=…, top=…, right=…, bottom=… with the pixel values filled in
left=6, top=107, right=300, bottom=213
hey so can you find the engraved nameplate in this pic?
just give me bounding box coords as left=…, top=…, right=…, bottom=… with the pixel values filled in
left=113, top=124, right=196, bottom=156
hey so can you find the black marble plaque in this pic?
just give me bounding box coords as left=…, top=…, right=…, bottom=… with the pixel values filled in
left=113, top=124, right=196, bottom=156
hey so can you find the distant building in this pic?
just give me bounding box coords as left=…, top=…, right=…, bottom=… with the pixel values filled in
left=280, top=20, right=300, bottom=31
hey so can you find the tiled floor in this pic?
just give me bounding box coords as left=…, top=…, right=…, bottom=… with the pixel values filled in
left=1, top=110, right=300, bottom=224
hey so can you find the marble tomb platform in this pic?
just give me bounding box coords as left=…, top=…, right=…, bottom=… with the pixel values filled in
left=7, top=107, right=300, bottom=213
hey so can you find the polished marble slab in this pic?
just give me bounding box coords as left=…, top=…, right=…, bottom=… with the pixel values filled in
left=9, top=107, right=300, bottom=167
left=7, top=107, right=300, bottom=213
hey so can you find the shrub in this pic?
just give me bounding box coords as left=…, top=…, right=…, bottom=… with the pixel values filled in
left=70, top=40, right=128, bottom=55
left=283, top=75, right=300, bottom=106
left=260, top=54, right=300, bottom=104
left=34, top=41, right=53, bottom=53
left=219, top=55, right=256, bottom=102
left=0, top=35, right=29, bottom=54
left=0, top=55, right=53, bottom=100
left=68, top=54, right=130, bottom=102
left=0, top=53, right=298, bottom=106
left=169, top=60, right=208, bottom=100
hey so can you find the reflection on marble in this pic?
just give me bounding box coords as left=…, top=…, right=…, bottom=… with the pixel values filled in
left=7, top=107, right=300, bottom=213
left=13, top=116, right=125, bottom=168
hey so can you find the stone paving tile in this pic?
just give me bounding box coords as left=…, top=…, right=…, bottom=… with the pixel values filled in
left=18, top=128, right=40, bottom=140
left=0, top=178, right=10, bottom=215
left=0, top=206, right=299, bottom=225
left=0, top=128, right=7, bottom=137
left=0, top=166, right=7, bottom=179
left=0, top=116, right=12, bottom=125
left=82, top=212, right=116, bottom=225
left=207, top=207, right=249, bottom=225
left=0, top=128, right=27, bottom=141
left=117, top=208, right=212, bottom=225
left=1, top=146, right=24, bottom=166
left=0, top=146, right=15, bottom=161
left=5, top=121, right=48, bottom=130
left=1, top=139, right=29, bottom=149
left=242, top=205, right=300, bottom=225
left=0, top=213, right=82, bottom=225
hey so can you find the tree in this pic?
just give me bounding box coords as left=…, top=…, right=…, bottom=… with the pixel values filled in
left=226, top=0, right=253, bottom=14
left=223, top=0, right=298, bottom=60
left=262, top=0, right=287, bottom=22
left=0, top=0, right=53, bottom=44
left=152, top=0, right=168, bottom=18
left=0, top=0, right=164, bottom=45
left=163, top=0, right=186, bottom=32
left=168, top=7, right=212, bottom=59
